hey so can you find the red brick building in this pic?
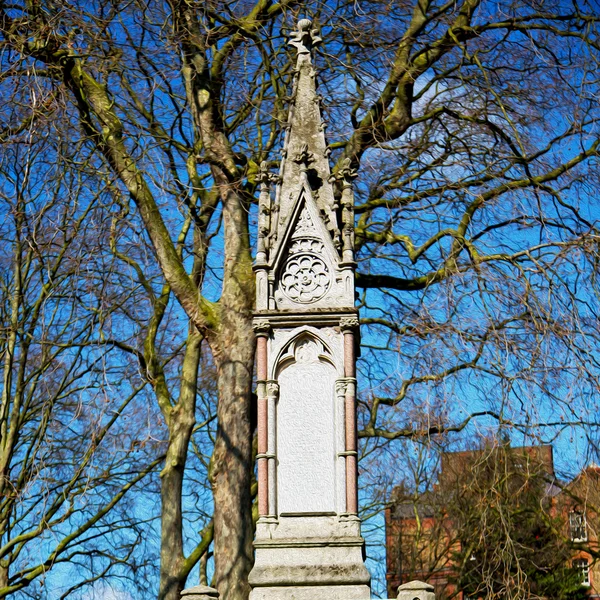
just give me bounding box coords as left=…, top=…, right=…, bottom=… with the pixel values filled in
left=385, top=445, right=600, bottom=599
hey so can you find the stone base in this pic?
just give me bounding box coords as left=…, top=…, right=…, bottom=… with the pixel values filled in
left=250, top=584, right=371, bottom=600
left=249, top=516, right=371, bottom=600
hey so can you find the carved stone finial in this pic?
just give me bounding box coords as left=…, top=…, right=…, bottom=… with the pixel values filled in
left=259, top=161, right=271, bottom=186
left=180, top=585, right=219, bottom=600
left=339, top=157, right=358, bottom=184
left=331, top=157, right=358, bottom=188
left=260, top=161, right=278, bottom=186
left=292, top=142, right=314, bottom=168
left=288, top=18, right=322, bottom=56
left=257, top=162, right=274, bottom=262
left=396, top=580, right=436, bottom=600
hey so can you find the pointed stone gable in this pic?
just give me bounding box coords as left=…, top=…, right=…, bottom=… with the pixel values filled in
left=274, top=188, right=335, bottom=307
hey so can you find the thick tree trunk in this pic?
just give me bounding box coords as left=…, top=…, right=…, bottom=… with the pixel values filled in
left=170, top=4, right=260, bottom=596
left=158, top=331, right=202, bottom=600
left=209, top=182, right=255, bottom=600
left=210, top=337, right=255, bottom=599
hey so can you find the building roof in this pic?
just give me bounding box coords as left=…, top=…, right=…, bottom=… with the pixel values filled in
left=389, top=444, right=557, bottom=519
left=438, top=444, right=555, bottom=488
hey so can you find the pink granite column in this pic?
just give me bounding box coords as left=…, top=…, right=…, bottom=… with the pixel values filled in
left=342, top=317, right=359, bottom=515
left=255, top=322, right=270, bottom=517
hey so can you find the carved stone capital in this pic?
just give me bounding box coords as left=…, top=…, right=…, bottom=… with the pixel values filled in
left=253, top=320, right=272, bottom=337
left=266, top=380, right=280, bottom=398
left=336, top=377, right=356, bottom=397
left=335, top=379, right=348, bottom=397
left=340, top=316, right=359, bottom=332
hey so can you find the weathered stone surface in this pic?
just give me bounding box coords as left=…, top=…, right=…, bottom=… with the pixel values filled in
left=251, top=584, right=370, bottom=600
left=249, top=542, right=370, bottom=586
left=255, top=513, right=362, bottom=540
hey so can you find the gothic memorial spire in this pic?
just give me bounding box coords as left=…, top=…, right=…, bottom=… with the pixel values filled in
left=249, top=17, right=370, bottom=600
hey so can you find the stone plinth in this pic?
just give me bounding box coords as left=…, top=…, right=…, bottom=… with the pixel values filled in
left=250, top=515, right=370, bottom=600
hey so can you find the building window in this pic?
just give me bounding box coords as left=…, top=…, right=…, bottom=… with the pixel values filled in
left=573, top=558, right=590, bottom=586
left=570, top=511, right=587, bottom=542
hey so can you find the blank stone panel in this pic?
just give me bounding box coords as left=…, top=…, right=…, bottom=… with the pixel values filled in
left=277, top=351, right=337, bottom=515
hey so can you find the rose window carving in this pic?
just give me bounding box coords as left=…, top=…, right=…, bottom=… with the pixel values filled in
left=280, top=252, right=331, bottom=303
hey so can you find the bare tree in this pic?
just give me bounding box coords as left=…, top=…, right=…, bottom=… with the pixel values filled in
left=0, top=1, right=599, bottom=599
left=105, top=191, right=218, bottom=600
left=0, top=127, right=163, bottom=596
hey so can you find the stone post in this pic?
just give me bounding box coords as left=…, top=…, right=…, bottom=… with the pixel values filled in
left=341, top=316, right=359, bottom=516
left=254, top=320, right=271, bottom=517
left=180, top=585, right=219, bottom=600
left=396, top=580, right=435, bottom=600
left=265, top=380, right=278, bottom=517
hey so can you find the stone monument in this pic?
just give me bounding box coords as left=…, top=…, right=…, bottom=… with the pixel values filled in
left=248, top=18, right=371, bottom=600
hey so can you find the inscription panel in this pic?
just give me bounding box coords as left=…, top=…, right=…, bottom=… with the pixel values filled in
left=277, top=342, right=337, bottom=514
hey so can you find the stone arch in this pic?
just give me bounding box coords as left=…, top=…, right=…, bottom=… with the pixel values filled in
left=270, top=326, right=342, bottom=380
